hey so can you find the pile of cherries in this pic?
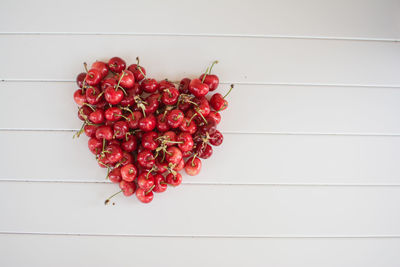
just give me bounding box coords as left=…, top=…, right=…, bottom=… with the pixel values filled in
left=73, top=57, right=233, bottom=204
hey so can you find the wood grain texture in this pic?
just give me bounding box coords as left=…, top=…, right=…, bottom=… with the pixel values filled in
left=2, top=82, right=400, bottom=134
left=1, top=131, right=400, bottom=184
left=0, top=181, right=399, bottom=236
left=1, top=35, right=399, bottom=86
left=1, top=234, right=400, bottom=267
left=0, top=0, right=399, bottom=40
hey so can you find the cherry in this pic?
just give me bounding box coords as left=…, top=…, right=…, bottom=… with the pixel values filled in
left=166, top=172, right=182, bottom=186
left=85, top=86, right=102, bottom=105
left=119, top=180, right=136, bottom=196
left=177, top=132, right=194, bottom=152
left=96, top=98, right=108, bottom=109
left=153, top=174, right=167, bottom=193
left=104, top=107, right=122, bottom=122
left=113, top=121, right=129, bottom=139
left=120, top=86, right=138, bottom=107
left=161, top=131, right=176, bottom=146
left=105, top=144, right=123, bottom=164
left=155, top=159, right=168, bottom=174
left=101, top=77, right=117, bottom=92
left=76, top=72, right=87, bottom=88
left=208, top=111, right=221, bottom=124
left=139, top=114, right=156, bottom=132
left=210, top=84, right=234, bottom=111
left=108, top=140, right=121, bottom=147
left=89, top=109, right=105, bottom=124
left=108, top=167, right=122, bottom=183
left=142, top=131, right=159, bottom=150
left=84, top=124, right=98, bottom=137
left=158, top=80, right=175, bottom=91
left=174, top=159, right=185, bottom=171
left=194, top=97, right=211, bottom=118
left=198, top=117, right=217, bottom=135
left=95, top=125, right=113, bottom=141
left=144, top=93, right=161, bottom=114
left=121, top=163, right=138, bottom=182
left=179, top=117, right=197, bottom=134
left=73, top=89, right=86, bottom=106
left=137, top=172, right=155, bottom=191
left=91, top=61, right=109, bottom=78
left=161, top=87, right=179, bottom=105
left=136, top=187, right=154, bottom=203
left=209, top=130, right=223, bottom=146
left=126, top=111, right=143, bottom=129
left=199, top=61, right=219, bottom=91
left=185, top=157, right=202, bottom=176
left=85, top=68, right=102, bottom=86
left=98, top=154, right=111, bottom=168
left=104, top=86, right=124, bottom=105
left=78, top=106, right=92, bottom=121
left=167, top=109, right=184, bottom=128
left=157, top=113, right=170, bottom=132
left=166, top=146, right=183, bottom=164
left=118, top=70, right=135, bottom=89
left=140, top=78, right=158, bottom=93
left=120, top=151, right=133, bottom=166
left=128, top=58, right=146, bottom=81
left=137, top=149, right=155, bottom=169
left=196, top=143, right=213, bottom=159
left=88, top=137, right=102, bottom=155
left=189, top=78, right=209, bottom=98
left=182, top=150, right=193, bottom=158
left=178, top=78, right=191, bottom=94
left=121, top=134, right=137, bottom=152
left=108, top=57, right=126, bottom=73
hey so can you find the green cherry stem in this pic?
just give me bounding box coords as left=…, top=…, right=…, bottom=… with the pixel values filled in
left=223, top=84, right=234, bottom=99
left=208, top=60, right=219, bottom=74
left=115, top=71, right=125, bottom=92
left=104, top=190, right=122, bottom=205
left=201, top=67, right=209, bottom=83
left=145, top=185, right=155, bottom=195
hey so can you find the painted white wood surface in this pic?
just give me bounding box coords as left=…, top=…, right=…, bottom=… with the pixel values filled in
left=0, top=0, right=399, bottom=266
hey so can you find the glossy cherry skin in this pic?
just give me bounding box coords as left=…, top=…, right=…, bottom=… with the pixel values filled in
left=208, top=111, right=221, bottom=124
left=137, top=172, right=155, bottom=191
left=198, top=117, right=217, bottom=135
left=209, top=130, right=223, bottom=146
left=128, top=64, right=146, bottom=81
left=136, top=188, right=154, bottom=203
left=121, top=135, right=137, bottom=152
left=88, top=137, right=102, bottom=155
left=161, top=87, right=179, bottom=105
left=155, top=159, right=168, bottom=174
left=120, top=151, right=133, bottom=166
left=189, top=78, right=209, bottom=98
left=153, top=174, right=167, bottom=193
left=73, top=89, right=86, bottom=106
left=120, top=85, right=138, bottom=107
left=140, top=78, right=158, bottom=93
left=158, top=80, right=175, bottom=91
left=167, top=110, right=184, bottom=128
left=199, top=73, right=219, bottom=91
left=105, top=107, right=122, bottom=122
left=156, top=113, right=170, bottom=132
left=166, top=172, right=182, bottom=187
left=101, top=77, right=117, bottom=92
left=98, top=154, right=111, bottom=168
left=174, top=159, right=185, bottom=171
left=105, top=144, right=123, bottom=164
left=76, top=72, right=87, bottom=88
left=194, top=97, right=211, bottom=117
left=89, top=109, right=105, bottom=124
left=139, top=114, right=156, bottom=132
left=179, top=117, right=197, bottom=134
left=91, top=61, right=109, bottom=78
left=121, top=163, right=138, bottom=182
left=119, top=180, right=136, bottom=196
left=177, top=132, right=194, bottom=152
left=165, top=146, right=183, bottom=164
left=85, top=86, right=102, bottom=105
left=185, top=157, right=202, bottom=176
left=85, top=68, right=102, bottom=86
left=126, top=111, right=143, bottom=129
left=196, top=143, right=213, bottom=159
left=179, top=78, right=191, bottom=94
left=118, top=70, right=135, bottom=89
left=108, top=57, right=126, bottom=73
left=137, top=149, right=155, bottom=169
left=113, top=121, right=129, bottom=139
left=78, top=106, right=92, bottom=121
left=161, top=131, right=176, bottom=146
left=182, top=150, right=193, bottom=158
left=108, top=167, right=122, bottom=183
left=104, top=86, right=124, bottom=105
left=210, top=93, right=227, bottom=111
left=95, top=125, right=113, bottom=141
left=84, top=124, right=98, bottom=137
left=142, top=131, right=159, bottom=150
left=144, top=93, right=161, bottom=115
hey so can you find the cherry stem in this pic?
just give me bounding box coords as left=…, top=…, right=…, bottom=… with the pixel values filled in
left=146, top=185, right=155, bottom=195
left=105, top=167, right=110, bottom=180
left=223, top=84, right=234, bottom=99
left=115, top=72, right=125, bottom=92
left=196, top=109, right=208, bottom=124
left=208, top=60, right=219, bottom=74
left=83, top=103, right=96, bottom=111
left=96, top=91, right=104, bottom=101
left=164, top=140, right=183, bottom=144
left=187, top=113, right=197, bottom=126
left=81, top=76, right=87, bottom=94
left=104, top=190, right=122, bottom=205
left=191, top=154, right=197, bottom=166
left=116, top=114, right=129, bottom=120
left=73, top=122, right=86, bottom=139
left=83, top=62, right=89, bottom=73
left=201, top=67, right=209, bottom=83
left=136, top=57, right=140, bottom=66
left=136, top=57, right=146, bottom=79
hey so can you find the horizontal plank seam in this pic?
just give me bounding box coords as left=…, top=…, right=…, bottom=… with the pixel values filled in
left=1, top=231, right=400, bottom=239
left=0, top=32, right=398, bottom=43
left=1, top=179, right=400, bottom=187
left=2, top=128, right=400, bottom=137
left=1, top=79, right=400, bottom=89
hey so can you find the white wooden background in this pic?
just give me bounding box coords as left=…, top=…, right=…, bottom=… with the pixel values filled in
left=1, top=0, right=400, bottom=266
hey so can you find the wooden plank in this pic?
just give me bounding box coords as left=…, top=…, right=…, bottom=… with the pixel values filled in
left=0, top=181, right=399, bottom=236
left=1, top=131, right=400, bottom=184
left=0, top=0, right=399, bottom=40
left=1, top=233, right=399, bottom=267
left=1, top=35, right=399, bottom=86
left=2, top=82, right=400, bottom=134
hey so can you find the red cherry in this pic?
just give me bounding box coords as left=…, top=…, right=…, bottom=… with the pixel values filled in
left=174, top=159, right=185, bottom=171
left=101, top=78, right=117, bottom=92
left=208, top=111, right=221, bottom=124
left=137, top=172, right=155, bottom=191
left=177, top=132, right=194, bottom=152
left=165, top=146, right=183, bottom=164
left=121, top=135, right=137, bottom=152
left=189, top=78, right=209, bottom=98
left=196, top=143, right=213, bottom=159
left=95, top=125, right=113, bottom=140
left=153, top=174, right=167, bottom=193
left=158, top=80, right=175, bottom=91
left=209, top=130, right=223, bottom=146
left=185, top=157, right=202, bottom=176
left=155, top=159, right=168, bottom=174
left=85, top=86, right=102, bottom=105
left=167, top=109, right=184, bottom=128
left=156, top=113, right=170, bottom=132
left=194, top=97, right=211, bottom=117
left=120, top=85, right=138, bottom=107
left=178, top=78, right=191, bottom=94
left=98, top=154, right=111, bottom=168
left=121, top=163, right=138, bottom=182
left=119, top=180, right=136, bottom=196
left=105, top=144, right=123, bottom=164
left=210, top=93, right=227, bottom=111
left=84, top=124, right=98, bottom=137
left=108, top=167, right=122, bottom=183
left=105, top=107, right=122, bottom=122
left=128, top=64, right=146, bottom=82
left=182, top=150, right=193, bottom=158
left=137, top=149, right=155, bottom=169
left=108, top=57, right=126, bottom=73
left=73, top=89, right=86, bottom=106
left=89, top=109, right=105, bottom=124
left=144, top=93, right=161, bottom=115
left=199, top=74, right=219, bottom=91
left=166, top=172, right=182, bottom=187
left=142, top=131, right=159, bottom=150
left=139, top=114, right=156, bottom=132
left=140, top=78, right=158, bottom=93
left=179, top=117, right=197, bottom=134
left=118, top=70, right=135, bottom=89
left=85, top=68, right=102, bottom=86
left=113, top=120, right=129, bottom=139
left=76, top=72, right=87, bottom=88
left=91, top=61, right=109, bottom=78
left=136, top=187, right=154, bottom=203
left=104, top=86, right=124, bottom=105
left=120, top=151, right=133, bottom=166
left=88, top=137, right=102, bottom=155
left=161, top=87, right=179, bottom=105
left=78, top=106, right=92, bottom=121
left=126, top=111, right=143, bottom=129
